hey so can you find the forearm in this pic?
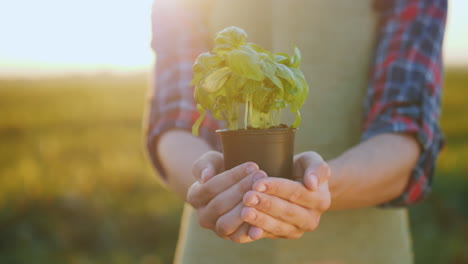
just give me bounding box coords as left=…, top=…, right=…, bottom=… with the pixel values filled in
left=157, top=130, right=213, bottom=200
left=328, top=133, right=420, bottom=210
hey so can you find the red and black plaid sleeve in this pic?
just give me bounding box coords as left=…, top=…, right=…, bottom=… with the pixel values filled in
left=363, top=0, right=447, bottom=206
left=145, top=1, right=223, bottom=180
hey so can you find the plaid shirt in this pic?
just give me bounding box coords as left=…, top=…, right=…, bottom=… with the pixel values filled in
left=146, top=0, right=446, bottom=207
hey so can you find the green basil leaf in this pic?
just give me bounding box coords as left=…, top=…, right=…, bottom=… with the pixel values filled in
left=214, top=26, right=247, bottom=47
left=202, top=67, right=231, bottom=92
left=275, top=62, right=296, bottom=86
left=260, top=55, right=284, bottom=90
left=191, top=52, right=223, bottom=85
left=248, top=43, right=270, bottom=55
left=290, top=68, right=309, bottom=107
left=226, top=46, right=264, bottom=81
left=192, top=104, right=206, bottom=136
left=292, top=110, right=301, bottom=128
left=273, top=53, right=291, bottom=65
left=290, top=45, right=302, bottom=68
left=191, top=27, right=309, bottom=133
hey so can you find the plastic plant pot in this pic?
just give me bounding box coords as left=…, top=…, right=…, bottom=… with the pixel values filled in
left=218, top=128, right=296, bottom=179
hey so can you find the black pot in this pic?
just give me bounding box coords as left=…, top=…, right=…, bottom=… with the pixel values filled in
left=217, top=128, right=296, bottom=179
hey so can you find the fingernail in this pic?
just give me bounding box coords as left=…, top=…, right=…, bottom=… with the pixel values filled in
left=245, top=164, right=258, bottom=175
left=308, top=174, right=318, bottom=190
left=253, top=171, right=265, bottom=182
left=201, top=168, right=211, bottom=183
left=256, top=184, right=266, bottom=192
left=249, top=196, right=259, bottom=206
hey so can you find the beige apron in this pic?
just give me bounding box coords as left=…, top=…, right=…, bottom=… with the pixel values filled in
left=175, top=1, right=413, bottom=263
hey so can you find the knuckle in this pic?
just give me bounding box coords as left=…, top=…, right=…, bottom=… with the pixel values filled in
left=225, top=168, right=242, bottom=182
left=202, top=185, right=216, bottom=200
left=305, top=151, right=321, bottom=161
left=241, top=207, right=253, bottom=221
left=258, top=196, right=272, bottom=211
left=192, top=151, right=222, bottom=179
left=317, top=160, right=327, bottom=169
left=272, top=224, right=284, bottom=236
left=253, top=211, right=264, bottom=226
left=289, top=192, right=300, bottom=203
left=209, top=199, right=225, bottom=216
left=197, top=208, right=215, bottom=229
left=201, top=151, right=216, bottom=162
left=266, top=181, right=277, bottom=193
left=289, top=185, right=303, bottom=203
left=186, top=187, right=198, bottom=207
left=216, top=219, right=233, bottom=237
left=191, top=162, right=201, bottom=179
left=308, top=151, right=320, bottom=157
left=284, top=204, right=296, bottom=219
left=237, top=177, right=253, bottom=194
left=319, top=162, right=331, bottom=180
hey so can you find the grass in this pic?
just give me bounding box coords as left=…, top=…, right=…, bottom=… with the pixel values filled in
left=0, top=70, right=467, bottom=264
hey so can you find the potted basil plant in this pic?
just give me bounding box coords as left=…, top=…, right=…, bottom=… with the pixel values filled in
left=192, top=26, right=309, bottom=179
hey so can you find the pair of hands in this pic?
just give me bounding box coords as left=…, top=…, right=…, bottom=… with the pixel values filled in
left=187, top=151, right=331, bottom=243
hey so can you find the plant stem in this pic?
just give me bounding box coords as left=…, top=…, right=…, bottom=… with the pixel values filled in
left=269, top=110, right=276, bottom=127
left=244, top=95, right=249, bottom=129
left=248, top=94, right=253, bottom=128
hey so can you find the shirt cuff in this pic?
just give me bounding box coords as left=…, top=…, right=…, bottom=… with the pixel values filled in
left=361, top=116, right=444, bottom=207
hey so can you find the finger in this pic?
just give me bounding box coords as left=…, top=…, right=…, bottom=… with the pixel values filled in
left=241, top=207, right=301, bottom=239
left=304, top=164, right=330, bottom=191
left=192, top=151, right=224, bottom=183
left=247, top=226, right=264, bottom=240
left=198, top=170, right=266, bottom=231
left=248, top=226, right=277, bottom=240
left=228, top=223, right=254, bottom=244
left=296, top=152, right=330, bottom=191
left=292, top=154, right=305, bottom=182
left=243, top=191, right=316, bottom=231
left=187, top=162, right=259, bottom=208
left=252, top=177, right=317, bottom=208
left=214, top=202, right=245, bottom=236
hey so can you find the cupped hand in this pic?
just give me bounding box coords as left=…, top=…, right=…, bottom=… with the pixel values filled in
left=187, top=151, right=267, bottom=243
left=241, top=151, right=331, bottom=240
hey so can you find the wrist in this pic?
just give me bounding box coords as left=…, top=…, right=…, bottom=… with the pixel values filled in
left=327, top=158, right=343, bottom=204
left=326, top=155, right=356, bottom=210
left=157, top=130, right=213, bottom=200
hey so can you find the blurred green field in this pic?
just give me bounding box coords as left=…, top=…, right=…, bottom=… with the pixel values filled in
left=0, top=70, right=467, bottom=264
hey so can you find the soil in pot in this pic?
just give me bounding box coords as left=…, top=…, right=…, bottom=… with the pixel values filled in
left=217, top=126, right=296, bottom=179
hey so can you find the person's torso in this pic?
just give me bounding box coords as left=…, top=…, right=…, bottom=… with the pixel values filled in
left=175, top=1, right=413, bottom=263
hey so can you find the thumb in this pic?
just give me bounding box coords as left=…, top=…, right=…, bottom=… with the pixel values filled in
left=192, top=151, right=224, bottom=183
left=297, top=152, right=330, bottom=191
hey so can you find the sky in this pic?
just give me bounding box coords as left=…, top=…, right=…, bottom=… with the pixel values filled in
left=0, top=0, right=467, bottom=77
